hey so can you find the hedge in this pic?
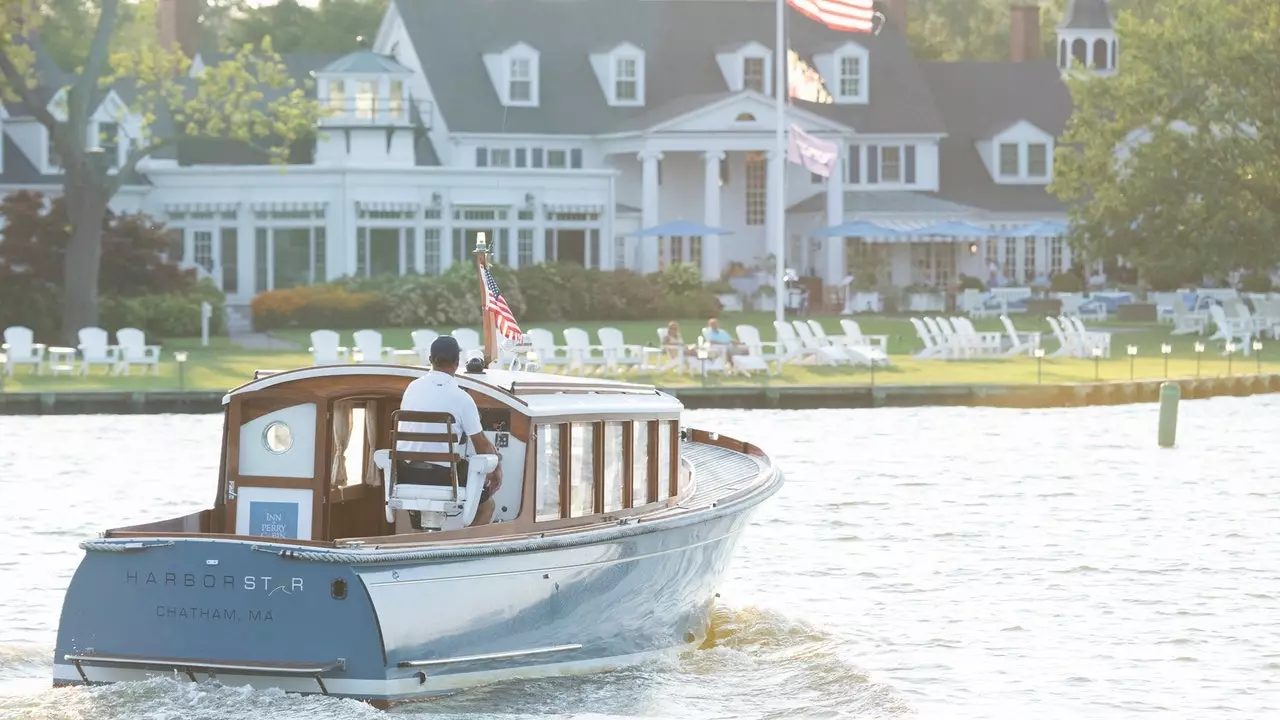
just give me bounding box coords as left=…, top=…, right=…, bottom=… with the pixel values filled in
left=251, top=262, right=723, bottom=331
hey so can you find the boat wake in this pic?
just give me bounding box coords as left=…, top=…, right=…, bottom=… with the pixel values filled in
left=0, top=605, right=911, bottom=719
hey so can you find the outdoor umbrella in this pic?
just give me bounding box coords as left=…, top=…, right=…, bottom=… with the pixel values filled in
left=629, top=219, right=735, bottom=237
left=808, top=220, right=905, bottom=237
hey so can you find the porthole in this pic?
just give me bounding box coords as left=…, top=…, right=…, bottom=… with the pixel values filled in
left=264, top=422, right=293, bottom=454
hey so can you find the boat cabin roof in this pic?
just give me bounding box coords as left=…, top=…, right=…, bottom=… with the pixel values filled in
left=223, top=364, right=683, bottom=418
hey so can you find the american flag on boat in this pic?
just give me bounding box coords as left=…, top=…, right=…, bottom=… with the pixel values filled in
left=483, top=266, right=523, bottom=341
left=787, top=0, right=877, bottom=33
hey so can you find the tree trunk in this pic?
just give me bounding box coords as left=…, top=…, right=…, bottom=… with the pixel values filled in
left=60, top=172, right=109, bottom=345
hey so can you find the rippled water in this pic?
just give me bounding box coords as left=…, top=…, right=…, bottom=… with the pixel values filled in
left=2, top=396, right=1279, bottom=719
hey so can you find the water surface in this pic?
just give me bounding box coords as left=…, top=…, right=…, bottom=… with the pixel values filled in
left=2, top=396, right=1278, bottom=719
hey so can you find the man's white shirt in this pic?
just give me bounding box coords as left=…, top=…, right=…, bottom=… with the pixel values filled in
left=398, top=371, right=484, bottom=466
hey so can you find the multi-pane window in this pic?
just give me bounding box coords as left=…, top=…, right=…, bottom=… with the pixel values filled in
left=509, top=57, right=533, bottom=102
left=98, top=122, right=119, bottom=167
left=517, top=228, right=534, bottom=267
left=535, top=424, right=561, bottom=521
left=193, top=230, right=214, bottom=273
left=745, top=152, right=766, bottom=226
left=999, top=143, right=1019, bottom=177
left=1049, top=236, right=1064, bottom=274
left=547, top=149, right=567, bottom=168
left=1003, top=237, right=1017, bottom=281
left=881, top=146, right=901, bottom=183
left=743, top=57, right=765, bottom=93
left=656, top=420, right=672, bottom=502
left=1028, top=143, right=1048, bottom=177
left=489, top=148, right=512, bottom=167
left=1024, top=237, right=1037, bottom=282
left=838, top=55, right=861, bottom=97
left=615, top=57, right=637, bottom=101
left=424, top=228, right=441, bottom=275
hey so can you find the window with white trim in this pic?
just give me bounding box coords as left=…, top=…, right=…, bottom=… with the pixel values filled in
left=1028, top=143, right=1048, bottom=177
left=745, top=152, right=766, bottom=225
left=509, top=57, right=533, bottom=104
left=355, top=80, right=377, bottom=120
left=326, top=79, right=345, bottom=112
left=743, top=56, right=766, bottom=93
left=838, top=55, right=861, bottom=97
left=614, top=56, right=638, bottom=102
left=999, top=143, right=1020, bottom=177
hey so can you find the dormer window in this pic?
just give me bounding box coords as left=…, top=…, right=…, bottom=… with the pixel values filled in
left=615, top=57, right=638, bottom=102
left=327, top=80, right=345, bottom=113
left=999, top=143, right=1019, bottom=177
left=1028, top=143, right=1048, bottom=177
left=820, top=42, right=870, bottom=104
left=838, top=56, right=861, bottom=97
left=509, top=57, right=533, bottom=103
left=743, top=57, right=765, bottom=93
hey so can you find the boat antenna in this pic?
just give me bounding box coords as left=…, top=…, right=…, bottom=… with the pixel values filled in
left=474, top=232, right=497, bottom=366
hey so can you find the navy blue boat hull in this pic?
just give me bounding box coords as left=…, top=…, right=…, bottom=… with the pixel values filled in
left=52, top=485, right=774, bottom=702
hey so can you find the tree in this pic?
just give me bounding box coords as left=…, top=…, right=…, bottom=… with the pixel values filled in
left=222, top=0, right=388, bottom=54
left=1049, top=0, right=1280, bottom=287
left=0, top=1, right=321, bottom=342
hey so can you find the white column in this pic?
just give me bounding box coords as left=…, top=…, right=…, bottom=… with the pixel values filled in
left=824, top=143, right=845, bottom=287
left=766, top=149, right=784, bottom=275
left=603, top=171, right=617, bottom=270
left=639, top=149, right=662, bottom=273
left=702, top=150, right=724, bottom=281
left=533, top=205, right=546, bottom=264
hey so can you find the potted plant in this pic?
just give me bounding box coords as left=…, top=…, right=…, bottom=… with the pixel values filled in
left=902, top=283, right=944, bottom=312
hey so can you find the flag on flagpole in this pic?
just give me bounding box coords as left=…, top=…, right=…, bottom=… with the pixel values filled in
left=786, top=0, right=877, bottom=33
left=482, top=266, right=523, bottom=341
left=787, top=124, right=839, bottom=177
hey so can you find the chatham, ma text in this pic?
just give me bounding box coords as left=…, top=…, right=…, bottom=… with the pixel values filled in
left=154, top=606, right=276, bottom=622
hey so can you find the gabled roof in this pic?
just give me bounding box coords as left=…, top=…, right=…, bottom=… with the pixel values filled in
left=1060, top=0, right=1114, bottom=30
left=393, top=0, right=945, bottom=135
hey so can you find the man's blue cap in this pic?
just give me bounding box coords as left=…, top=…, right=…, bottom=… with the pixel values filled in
left=429, top=335, right=461, bottom=363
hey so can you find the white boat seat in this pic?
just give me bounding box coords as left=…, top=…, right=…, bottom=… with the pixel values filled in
left=375, top=409, right=499, bottom=532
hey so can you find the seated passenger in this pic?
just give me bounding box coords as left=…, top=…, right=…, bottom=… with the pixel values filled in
left=704, top=317, right=747, bottom=355
left=398, top=336, right=502, bottom=527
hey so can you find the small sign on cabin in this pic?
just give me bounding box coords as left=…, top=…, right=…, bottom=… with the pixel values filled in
left=248, top=501, right=300, bottom=539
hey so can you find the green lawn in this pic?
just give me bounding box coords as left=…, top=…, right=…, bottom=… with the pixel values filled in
left=2, top=313, right=1275, bottom=393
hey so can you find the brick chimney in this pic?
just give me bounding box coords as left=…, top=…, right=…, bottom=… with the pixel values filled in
left=1010, top=3, right=1041, bottom=62
left=880, top=0, right=908, bottom=35
left=158, top=0, right=202, bottom=57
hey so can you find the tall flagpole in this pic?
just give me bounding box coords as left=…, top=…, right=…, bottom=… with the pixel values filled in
left=773, top=0, right=787, bottom=325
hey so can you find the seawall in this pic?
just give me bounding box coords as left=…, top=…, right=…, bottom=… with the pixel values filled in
left=1, top=374, right=1278, bottom=415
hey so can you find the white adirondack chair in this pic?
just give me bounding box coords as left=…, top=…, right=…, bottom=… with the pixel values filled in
left=410, top=329, right=439, bottom=365
left=524, top=328, right=572, bottom=372
left=352, top=329, right=392, bottom=363
left=837, top=319, right=890, bottom=355
left=115, top=327, right=162, bottom=375
left=597, top=327, right=645, bottom=373
left=1045, top=316, right=1079, bottom=358
left=808, top=319, right=887, bottom=366
left=77, top=326, right=119, bottom=374
left=1208, top=304, right=1252, bottom=354
left=2, top=326, right=45, bottom=375
left=908, top=317, right=944, bottom=359
left=563, top=327, right=608, bottom=374
left=1170, top=295, right=1208, bottom=335
left=309, top=330, right=348, bottom=365
left=999, top=314, right=1041, bottom=357
left=451, top=328, right=484, bottom=361
left=1066, top=316, right=1111, bottom=357
left=951, top=317, right=1003, bottom=356
left=735, top=324, right=787, bottom=374
left=787, top=320, right=848, bottom=365
left=772, top=321, right=820, bottom=364
left=924, top=317, right=962, bottom=359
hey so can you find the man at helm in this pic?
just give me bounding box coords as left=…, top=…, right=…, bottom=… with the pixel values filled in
left=398, top=336, right=502, bottom=527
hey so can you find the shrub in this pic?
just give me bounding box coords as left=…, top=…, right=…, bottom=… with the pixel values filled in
left=100, top=279, right=228, bottom=339
left=956, top=274, right=987, bottom=291
left=1050, top=271, right=1085, bottom=293
left=251, top=285, right=387, bottom=331
left=1239, top=271, right=1273, bottom=294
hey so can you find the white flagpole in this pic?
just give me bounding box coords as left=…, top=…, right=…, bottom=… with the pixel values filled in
left=773, top=0, right=787, bottom=325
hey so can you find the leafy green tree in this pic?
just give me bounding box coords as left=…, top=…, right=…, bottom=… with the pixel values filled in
left=222, top=0, right=388, bottom=54
left=1050, top=0, right=1280, bottom=287
left=0, top=0, right=321, bottom=341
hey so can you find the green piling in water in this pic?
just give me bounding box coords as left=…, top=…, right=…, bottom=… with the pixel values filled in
left=1158, top=382, right=1180, bottom=448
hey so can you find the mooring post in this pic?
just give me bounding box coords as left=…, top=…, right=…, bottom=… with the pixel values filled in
left=1158, top=381, right=1180, bottom=448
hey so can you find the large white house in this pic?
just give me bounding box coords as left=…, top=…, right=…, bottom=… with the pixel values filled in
left=0, top=0, right=1121, bottom=316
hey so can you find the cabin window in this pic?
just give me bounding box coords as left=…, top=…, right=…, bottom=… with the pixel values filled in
left=657, top=420, right=672, bottom=502
left=602, top=422, right=624, bottom=513
left=631, top=421, right=651, bottom=506
left=570, top=423, right=596, bottom=517
left=535, top=424, right=562, bottom=521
